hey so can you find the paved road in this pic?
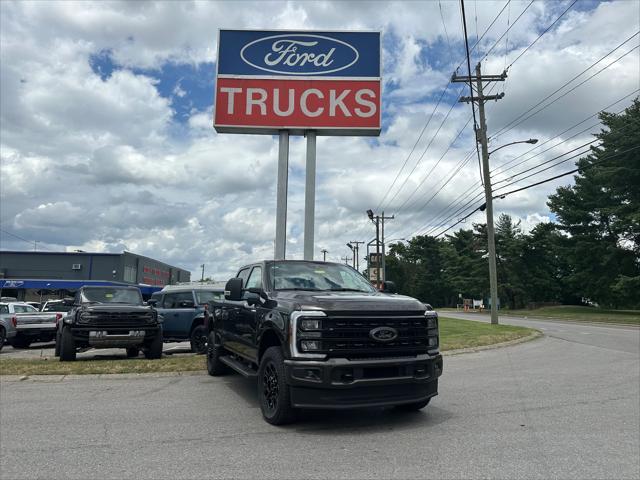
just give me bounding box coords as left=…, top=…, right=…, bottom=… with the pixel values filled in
left=1, top=316, right=638, bottom=479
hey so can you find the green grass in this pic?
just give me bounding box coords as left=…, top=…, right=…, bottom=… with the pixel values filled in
left=440, top=305, right=640, bottom=325
left=502, top=306, right=639, bottom=324
left=0, top=317, right=537, bottom=376
left=439, top=316, right=537, bottom=351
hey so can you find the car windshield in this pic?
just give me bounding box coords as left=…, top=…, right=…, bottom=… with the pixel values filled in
left=42, top=303, right=72, bottom=312
left=268, top=262, right=376, bottom=292
left=81, top=288, right=142, bottom=305
left=195, top=290, right=224, bottom=303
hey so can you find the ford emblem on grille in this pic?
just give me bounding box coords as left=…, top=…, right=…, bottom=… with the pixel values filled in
left=369, top=326, right=398, bottom=343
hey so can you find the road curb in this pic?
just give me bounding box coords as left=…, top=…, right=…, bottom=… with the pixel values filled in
left=442, top=330, right=543, bottom=356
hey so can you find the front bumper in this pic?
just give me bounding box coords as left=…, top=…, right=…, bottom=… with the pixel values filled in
left=284, top=353, right=443, bottom=409
left=69, top=325, right=161, bottom=348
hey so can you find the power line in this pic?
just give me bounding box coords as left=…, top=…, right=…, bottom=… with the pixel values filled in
left=482, top=0, right=534, bottom=63
left=493, top=144, right=640, bottom=199
left=490, top=90, right=639, bottom=176
left=460, top=0, right=483, bottom=185
left=491, top=33, right=639, bottom=140
left=507, top=0, right=579, bottom=69
left=374, top=83, right=451, bottom=212
left=0, top=228, right=42, bottom=250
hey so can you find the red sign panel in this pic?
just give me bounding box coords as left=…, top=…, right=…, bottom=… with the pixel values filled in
left=215, top=78, right=380, bottom=135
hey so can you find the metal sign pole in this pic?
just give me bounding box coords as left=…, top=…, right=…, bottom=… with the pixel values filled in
left=275, top=130, right=289, bottom=260
left=303, top=131, right=317, bottom=260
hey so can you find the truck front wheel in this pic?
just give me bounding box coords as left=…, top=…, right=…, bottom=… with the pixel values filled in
left=258, top=347, right=296, bottom=425
left=190, top=325, right=207, bottom=354
left=144, top=330, right=163, bottom=359
left=59, top=327, right=76, bottom=362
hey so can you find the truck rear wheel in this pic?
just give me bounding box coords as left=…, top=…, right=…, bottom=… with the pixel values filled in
left=206, top=331, right=229, bottom=376
left=59, top=327, right=76, bottom=362
left=258, top=346, right=296, bottom=425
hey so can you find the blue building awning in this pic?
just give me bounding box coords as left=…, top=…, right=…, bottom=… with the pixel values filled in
left=0, top=279, right=161, bottom=295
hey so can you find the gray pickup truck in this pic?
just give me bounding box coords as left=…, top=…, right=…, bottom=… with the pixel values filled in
left=0, top=302, right=61, bottom=349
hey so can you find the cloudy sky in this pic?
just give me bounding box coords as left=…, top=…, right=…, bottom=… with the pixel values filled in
left=1, top=0, right=638, bottom=280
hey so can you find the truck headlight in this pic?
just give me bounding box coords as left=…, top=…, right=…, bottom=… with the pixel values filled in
left=426, top=316, right=438, bottom=329
left=428, top=337, right=438, bottom=347
left=300, top=319, right=321, bottom=330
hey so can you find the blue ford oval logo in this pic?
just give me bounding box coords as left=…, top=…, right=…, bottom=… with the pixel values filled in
left=240, top=34, right=359, bottom=75
left=369, top=326, right=398, bottom=343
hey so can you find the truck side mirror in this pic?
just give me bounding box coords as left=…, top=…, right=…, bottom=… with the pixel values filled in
left=225, top=278, right=243, bottom=301
left=382, top=281, right=397, bottom=294
left=147, top=299, right=158, bottom=307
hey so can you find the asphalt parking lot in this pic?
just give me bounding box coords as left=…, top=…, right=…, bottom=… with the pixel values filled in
left=1, top=317, right=639, bottom=480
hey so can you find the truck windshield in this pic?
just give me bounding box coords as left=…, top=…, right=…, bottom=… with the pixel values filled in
left=269, top=262, right=376, bottom=292
left=81, top=288, right=142, bottom=305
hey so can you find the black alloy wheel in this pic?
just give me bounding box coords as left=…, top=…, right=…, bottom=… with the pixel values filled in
left=257, top=346, right=296, bottom=425
left=190, top=325, right=208, bottom=354
left=262, top=363, right=279, bottom=414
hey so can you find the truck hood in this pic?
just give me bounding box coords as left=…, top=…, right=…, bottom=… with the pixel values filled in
left=271, top=290, right=426, bottom=312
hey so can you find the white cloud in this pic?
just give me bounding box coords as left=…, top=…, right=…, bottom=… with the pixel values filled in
left=1, top=0, right=638, bottom=278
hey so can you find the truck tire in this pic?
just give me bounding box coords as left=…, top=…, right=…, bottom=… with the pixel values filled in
left=11, top=336, right=32, bottom=349
left=258, top=346, right=296, bottom=425
left=190, top=324, right=207, bottom=354
left=126, top=347, right=140, bottom=358
left=144, top=331, right=163, bottom=359
left=0, top=327, right=5, bottom=352
left=54, top=331, right=61, bottom=357
left=59, top=327, right=76, bottom=362
left=206, top=331, right=229, bottom=376
left=394, top=398, right=431, bottom=412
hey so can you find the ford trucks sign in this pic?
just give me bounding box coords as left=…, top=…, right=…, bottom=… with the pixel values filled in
left=214, top=29, right=381, bottom=136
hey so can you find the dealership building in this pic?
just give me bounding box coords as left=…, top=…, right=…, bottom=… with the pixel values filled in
left=0, top=250, right=191, bottom=300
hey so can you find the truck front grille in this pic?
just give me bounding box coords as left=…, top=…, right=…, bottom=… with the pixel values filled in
left=300, top=312, right=437, bottom=358
left=80, top=311, right=153, bottom=327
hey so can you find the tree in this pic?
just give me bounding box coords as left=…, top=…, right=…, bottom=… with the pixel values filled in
left=548, top=99, right=640, bottom=307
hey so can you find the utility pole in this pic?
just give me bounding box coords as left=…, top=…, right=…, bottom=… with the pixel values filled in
left=453, top=62, right=505, bottom=324
left=367, top=210, right=393, bottom=289
left=380, top=211, right=394, bottom=283
left=341, top=256, right=351, bottom=265
left=200, top=264, right=205, bottom=282
left=321, top=249, right=328, bottom=262
left=349, top=241, right=364, bottom=271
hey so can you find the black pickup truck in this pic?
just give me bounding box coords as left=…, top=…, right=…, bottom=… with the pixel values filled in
left=207, top=260, right=442, bottom=425
left=56, top=286, right=163, bottom=361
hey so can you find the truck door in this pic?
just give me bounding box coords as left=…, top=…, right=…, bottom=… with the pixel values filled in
left=222, top=268, right=251, bottom=356
left=236, top=266, right=262, bottom=361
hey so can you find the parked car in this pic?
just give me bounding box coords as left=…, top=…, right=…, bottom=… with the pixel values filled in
left=0, top=302, right=60, bottom=348
left=149, top=283, right=225, bottom=353
left=56, top=286, right=162, bottom=361
left=207, top=260, right=442, bottom=425
left=0, top=303, right=18, bottom=352
left=41, top=299, right=73, bottom=315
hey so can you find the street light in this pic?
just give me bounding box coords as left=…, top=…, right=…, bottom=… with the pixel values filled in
left=488, top=138, right=538, bottom=156
left=482, top=137, right=538, bottom=325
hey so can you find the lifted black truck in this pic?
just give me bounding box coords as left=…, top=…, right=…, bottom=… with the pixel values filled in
left=56, top=286, right=163, bottom=361
left=207, top=260, right=443, bottom=425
